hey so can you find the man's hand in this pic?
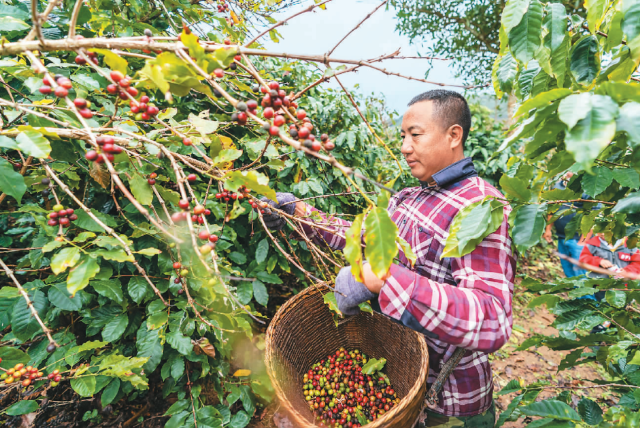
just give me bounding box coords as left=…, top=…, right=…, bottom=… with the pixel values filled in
left=600, top=259, right=614, bottom=269
left=257, top=192, right=300, bottom=230
left=362, top=263, right=390, bottom=294
left=335, top=266, right=377, bottom=315
left=543, top=226, right=553, bottom=244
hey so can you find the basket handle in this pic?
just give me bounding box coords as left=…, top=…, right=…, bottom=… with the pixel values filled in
left=425, top=347, right=466, bottom=408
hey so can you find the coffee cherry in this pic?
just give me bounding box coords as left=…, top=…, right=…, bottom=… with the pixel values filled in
left=204, top=209, right=211, bottom=215
left=209, top=234, right=218, bottom=243
left=324, top=141, right=335, bottom=151
left=321, top=134, right=329, bottom=142
left=200, top=244, right=212, bottom=255
left=297, top=109, right=306, bottom=120
left=269, top=81, right=280, bottom=90
left=214, top=68, right=224, bottom=78
left=194, top=205, right=205, bottom=215
left=79, top=108, right=93, bottom=119
left=47, top=343, right=56, bottom=353
left=107, top=84, right=118, bottom=94
left=52, top=204, right=64, bottom=212
left=186, top=174, right=196, bottom=182
left=54, top=375, right=61, bottom=382
left=237, top=112, right=247, bottom=122
left=74, top=98, right=87, bottom=108
left=269, top=126, right=280, bottom=136
left=69, top=214, right=78, bottom=221
left=75, top=56, right=87, bottom=65
left=39, top=85, right=52, bottom=95
left=54, top=87, right=68, bottom=98
left=58, top=78, right=73, bottom=89
left=231, top=112, right=239, bottom=122
left=127, top=87, right=139, bottom=97
left=263, top=107, right=275, bottom=119
left=198, top=231, right=210, bottom=240
left=85, top=150, right=98, bottom=161
left=290, top=129, right=299, bottom=139
left=224, top=38, right=231, bottom=45
left=119, top=78, right=131, bottom=88
left=147, top=105, right=159, bottom=115
left=141, top=112, right=150, bottom=120
left=179, top=199, right=191, bottom=210
left=298, top=127, right=310, bottom=139
left=183, top=138, right=192, bottom=146
left=274, top=115, right=285, bottom=127
left=148, top=178, right=156, bottom=185
left=236, top=101, right=247, bottom=112
left=47, top=219, right=58, bottom=226
left=110, top=70, right=124, bottom=82
left=140, top=95, right=150, bottom=103
left=247, top=100, right=258, bottom=110
left=180, top=269, right=189, bottom=277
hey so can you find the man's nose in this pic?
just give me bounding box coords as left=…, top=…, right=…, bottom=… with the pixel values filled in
left=400, top=136, right=413, bottom=155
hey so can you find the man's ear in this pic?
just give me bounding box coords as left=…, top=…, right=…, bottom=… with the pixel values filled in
left=449, top=124, right=464, bottom=149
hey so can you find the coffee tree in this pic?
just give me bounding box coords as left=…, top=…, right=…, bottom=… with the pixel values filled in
left=442, top=0, right=640, bottom=426
left=0, top=0, right=474, bottom=425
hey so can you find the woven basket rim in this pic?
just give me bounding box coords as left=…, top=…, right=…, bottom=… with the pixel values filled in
left=265, top=285, right=430, bottom=428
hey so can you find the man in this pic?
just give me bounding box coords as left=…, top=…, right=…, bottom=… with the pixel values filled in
left=262, top=90, right=515, bottom=427
left=580, top=235, right=640, bottom=282
left=543, top=173, right=587, bottom=277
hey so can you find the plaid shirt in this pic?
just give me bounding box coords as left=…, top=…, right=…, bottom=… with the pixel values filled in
left=301, top=158, right=516, bottom=417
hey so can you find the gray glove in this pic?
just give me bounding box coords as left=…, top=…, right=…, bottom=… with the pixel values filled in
left=335, top=265, right=376, bottom=316
left=258, top=192, right=297, bottom=230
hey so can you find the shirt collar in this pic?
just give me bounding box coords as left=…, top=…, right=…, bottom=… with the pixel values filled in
left=420, top=157, right=478, bottom=189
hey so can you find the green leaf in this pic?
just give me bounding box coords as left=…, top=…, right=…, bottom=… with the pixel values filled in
left=229, top=410, right=250, bottom=428
left=166, top=331, right=193, bottom=355
left=136, top=326, right=163, bottom=372
left=613, top=191, right=640, bottom=213
left=497, top=53, right=518, bottom=93
left=91, top=279, right=123, bottom=303
left=364, top=207, right=398, bottom=278
left=225, top=170, right=276, bottom=202
left=252, top=279, right=268, bottom=306
left=585, top=0, right=608, bottom=34
left=0, top=157, right=27, bottom=204
left=527, top=294, right=561, bottom=309
left=71, top=376, right=97, bottom=397
left=102, top=314, right=128, bottom=341
left=396, top=235, right=417, bottom=267
left=570, top=35, right=601, bottom=86
left=578, top=397, right=603, bottom=425
left=558, top=92, right=592, bottom=129
left=73, top=209, right=118, bottom=232
left=362, top=357, right=386, bottom=374
left=236, top=282, right=253, bottom=305
left=0, top=135, right=18, bottom=150
left=128, top=277, right=151, bottom=303
left=212, top=148, right=242, bottom=167
left=499, top=175, right=532, bottom=201
left=255, top=271, right=281, bottom=284
left=613, top=168, right=640, bottom=189
left=16, top=131, right=51, bottom=158
left=0, top=347, right=30, bottom=370
left=130, top=174, right=153, bottom=206
left=89, top=49, right=128, bottom=74
left=496, top=395, right=524, bottom=428
left=443, top=199, right=504, bottom=258
left=509, top=0, right=543, bottom=64
left=617, top=102, right=640, bottom=147
left=565, top=95, right=619, bottom=170
left=323, top=291, right=341, bottom=315
left=519, top=400, right=581, bottom=421
left=67, top=256, right=100, bottom=296
left=502, top=0, right=530, bottom=33
left=0, top=16, right=29, bottom=32
left=581, top=166, right=614, bottom=197
left=137, top=248, right=162, bottom=257
left=605, top=290, right=627, bottom=308
left=51, top=247, right=81, bottom=274
left=94, top=248, right=133, bottom=263
left=5, top=400, right=39, bottom=416
left=544, top=3, right=568, bottom=52
left=512, top=204, right=546, bottom=249
left=101, top=378, right=120, bottom=407
left=497, top=379, right=523, bottom=396
left=147, top=311, right=168, bottom=330
left=355, top=408, right=368, bottom=426
left=550, top=34, right=570, bottom=86
left=623, top=4, right=640, bottom=62
left=255, top=238, right=269, bottom=265
left=48, top=283, right=82, bottom=311
left=189, top=114, right=219, bottom=137
left=514, top=88, right=572, bottom=118
left=344, top=213, right=365, bottom=282
left=156, top=185, right=180, bottom=205
left=11, top=288, right=47, bottom=342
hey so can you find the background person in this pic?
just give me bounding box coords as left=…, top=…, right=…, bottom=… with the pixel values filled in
left=261, top=90, right=515, bottom=428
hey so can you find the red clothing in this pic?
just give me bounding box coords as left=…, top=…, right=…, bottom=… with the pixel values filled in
left=579, top=236, right=640, bottom=275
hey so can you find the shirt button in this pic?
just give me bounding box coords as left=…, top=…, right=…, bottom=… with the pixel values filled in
left=419, top=227, right=423, bottom=232
left=403, top=219, right=407, bottom=224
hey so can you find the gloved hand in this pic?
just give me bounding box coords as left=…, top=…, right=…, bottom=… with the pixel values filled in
left=258, top=192, right=297, bottom=230
left=335, top=265, right=376, bottom=316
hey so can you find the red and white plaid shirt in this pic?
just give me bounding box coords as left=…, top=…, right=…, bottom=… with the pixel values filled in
left=301, top=159, right=516, bottom=417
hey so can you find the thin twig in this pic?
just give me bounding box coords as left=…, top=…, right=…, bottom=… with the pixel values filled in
left=326, top=1, right=387, bottom=57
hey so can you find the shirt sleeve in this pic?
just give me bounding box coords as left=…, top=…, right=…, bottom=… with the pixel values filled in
left=622, top=252, right=640, bottom=274
left=299, top=205, right=352, bottom=251
left=377, top=216, right=515, bottom=354
left=579, top=241, right=602, bottom=268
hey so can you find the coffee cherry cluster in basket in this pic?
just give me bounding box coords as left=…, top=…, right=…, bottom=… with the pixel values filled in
left=303, top=348, right=399, bottom=427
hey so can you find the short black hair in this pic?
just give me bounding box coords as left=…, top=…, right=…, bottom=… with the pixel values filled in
left=408, top=90, right=471, bottom=145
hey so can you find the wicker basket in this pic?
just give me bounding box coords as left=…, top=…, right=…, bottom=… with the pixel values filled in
left=265, top=286, right=429, bottom=428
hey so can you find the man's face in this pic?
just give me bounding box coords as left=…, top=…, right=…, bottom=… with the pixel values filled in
left=400, top=101, right=463, bottom=182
